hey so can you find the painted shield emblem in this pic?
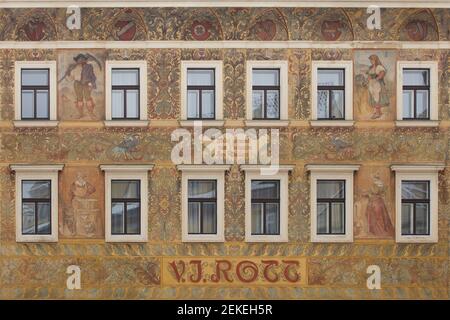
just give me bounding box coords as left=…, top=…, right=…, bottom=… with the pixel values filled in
left=114, top=20, right=137, bottom=41
left=23, top=18, right=46, bottom=41
left=255, top=19, right=277, bottom=41
left=405, top=20, right=428, bottom=41
left=191, top=20, right=212, bottom=41
left=321, top=20, right=342, bottom=41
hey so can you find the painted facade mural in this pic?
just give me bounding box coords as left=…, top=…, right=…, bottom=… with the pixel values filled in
left=0, top=6, right=449, bottom=300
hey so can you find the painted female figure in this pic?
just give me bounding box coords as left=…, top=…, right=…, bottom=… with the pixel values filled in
left=367, top=54, right=390, bottom=119
left=366, top=174, right=394, bottom=237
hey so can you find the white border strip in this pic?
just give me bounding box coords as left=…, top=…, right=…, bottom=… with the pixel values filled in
left=0, top=41, right=449, bottom=49
left=1, top=1, right=450, bottom=8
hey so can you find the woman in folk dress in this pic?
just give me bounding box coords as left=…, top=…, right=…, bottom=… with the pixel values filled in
left=367, top=54, right=390, bottom=119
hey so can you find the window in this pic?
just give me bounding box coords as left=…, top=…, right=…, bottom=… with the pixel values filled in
left=181, top=61, right=223, bottom=125
left=111, top=180, right=141, bottom=235
left=317, top=69, right=345, bottom=120
left=105, top=61, right=147, bottom=126
left=391, top=165, right=443, bottom=243
left=401, top=181, right=430, bottom=235
left=306, top=164, right=359, bottom=243
left=241, top=165, right=293, bottom=242
left=101, top=165, right=153, bottom=242
left=311, top=61, right=353, bottom=126
left=10, top=164, right=63, bottom=242
left=251, top=180, right=280, bottom=235
left=316, top=180, right=345, bottom=235
left=14, top=61, right=57, bottom=126
left=246, top=61, right=288, bottom=124
left=187, top=69, right=215, bottom=119
left=179, top=165, right=229, bottom=242
left=251, top=69, right=280, bottom=120
left=188, top=180, right=217, bottom=234
left=397, top=61, right=438, bottom=126
left=111, top=69, right=140, bottom=120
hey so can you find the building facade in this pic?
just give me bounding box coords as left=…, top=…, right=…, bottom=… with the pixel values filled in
left=0, top=1, right=449, bottom=299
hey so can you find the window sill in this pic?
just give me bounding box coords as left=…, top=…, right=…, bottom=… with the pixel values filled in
left=310, top=120, right=354, bottom=127
left=180, top=120, right=224, bottom=127
left=311, top=235, right=353, bottom=243
left=245, top=120, right=289, bottom=127
left=105, top=235, right=148, bottom=243
left=104, top=120, right=149, bottom=127
left=395, top=120, right=439, bottom=127
left=396, top=235, right=437, bottom=243
left=16, top=235, right=58, bottom=242
left=182, top=235, right=225, bottom=243
left=13, top=120, right=59, bottom=128
left=245, top=235, right=288, bottom=243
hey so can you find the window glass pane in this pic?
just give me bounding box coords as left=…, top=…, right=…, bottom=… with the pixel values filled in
left=22, top=181, right=50, bottom=199
left=401, top=203, right=414, bottom=235
left=317, top=180, right=345, bottom=199
left=112, top=69, right=139, bottom=86
left=126, top=89, right=139, bottom=118
left=331, top=202, right=345, bottom=234
left=37, top=202, right=51, bottom=234
left=415, top=203, right=429, bottom=235
left=403, top=69, right=429, bottom=86
left=252, top=69, right=279, bottom=86
left=22, top=202, right=35, bottom=234
left=317, top=90, right=329, bottom=119
left=187, top=69, right=214, bottom=86
left=111, top=202, right=125, bottom=234
left=187, top=90, right=200, bottom=118
left=201, top=90, right=215, bottom=119
left=22, top=69, right=48, bottom=86
left=251, top=180, right=279, bottom=199
left=402, top=181, right=429, bottom=200
left=21, top=90, right=34, bottom=118
left=126, top=202, right=140, bottom=234
left=265, top=203, right=279, bottom=234
left=416, top=90, right=429, bottom=119
left=266, top=90, right=280, bottom=119
left=331, top=90, right=344, bottom=119
left=36, top=90, right=49, bottom=118
left=318, top=69, right=344, bottom=86
left=111, top=180, right=140, bottom=199
left=112, top=90, right=124, bottom=118
left=251, top=203, right=264, bottom=234
left=202, top=202, right=217, bottom=234
left=188, top=180, right=216, bottom=198
left=188, top=202, right=201, bottom=234
left=317, top=203, right=329, bottom=234
left=252, top=90, right=264, bottom=119
left=402, top=90, right=414, bottom=118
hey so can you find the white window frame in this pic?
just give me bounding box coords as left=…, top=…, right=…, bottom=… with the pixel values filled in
left=10, top=164, right=63, bottom=242
left=310, top=60, right=353, bottom=127
left=241, top=165, right=293, bottom=242
left=306, top=165, right=360, bottom=243
left=391, top=165, right=443, bottom=243
left=246, top=60, right=289, bottom=127
left=14, top=61, right=58, bottom=127
left=100, top=164, right=153, bottom=242
left=180, top=60, right=224, bottom=127
left=105, top=60, right=148, bottom=127
left=178, top=165, right=230, bottom=242
left=396, top=61, right=438, bottom=127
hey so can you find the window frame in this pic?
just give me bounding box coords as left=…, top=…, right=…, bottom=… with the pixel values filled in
left=186, top=68, right=216, bottom=120
left=20, top=68, right=50, bottom=120
left=316, top=68, right=346, bottom=120
left=401, top=68, right=430, bottom=120
left=21, top=179, right=52, bottom=235
left=100, top=165, right=153, bottom=242
left=250, top=179, right=281, bottom=236
left=187, top=179, right=218, bottom=235
left=246, top=60, right=288, bottom=125
left=10, top=164, right=63, bottom=243
left=14, top=61, right=57, bottom=126
left=396, top=61, right=438, bottom=126
left=241, top=165, right=293, bottom=242
left=110, top=68, right=141, bottom=120
left=251, top=68, right=281, bottom=120
left=311, top=61, right=353, bottom=126
left=105, top=60, right=148, bottom=126
left=110, top=179, right=142, bottom=235
left=179, top=165, right=229, bottom=242
left=181, top=61, right=223, bottom=124
left=316, top=179, right=346, bottom=235
left=391, top=165, right=443, bottom=243
left=401, top=180, right=430, bottom=236
left=306, top=164, right=359, bottom=243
